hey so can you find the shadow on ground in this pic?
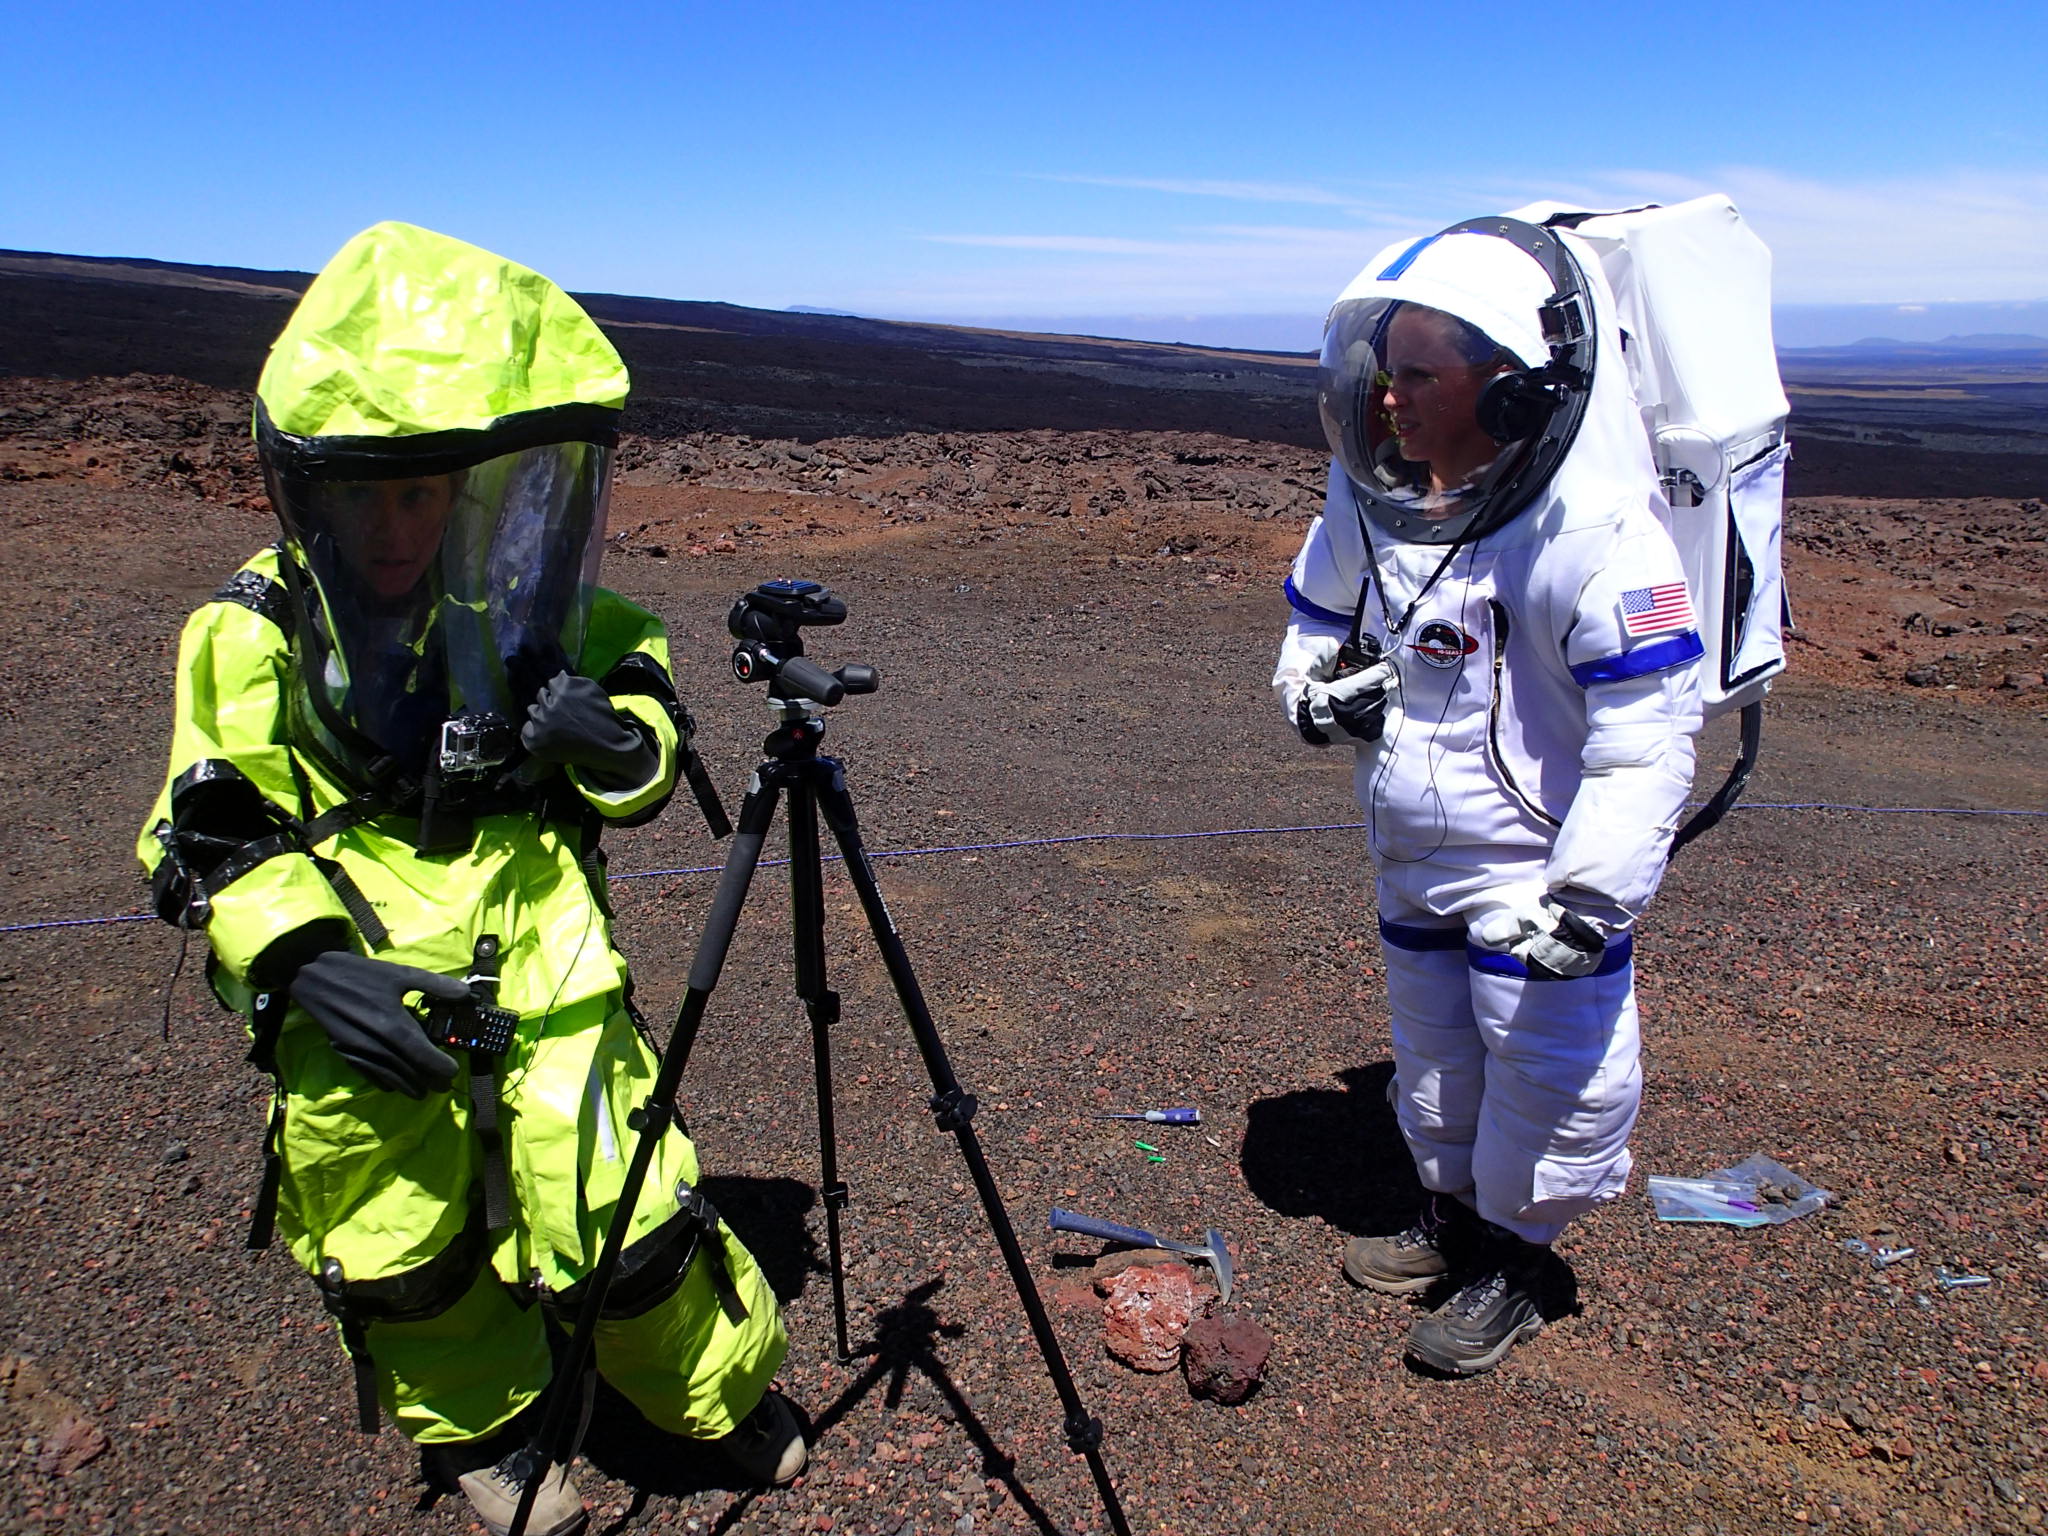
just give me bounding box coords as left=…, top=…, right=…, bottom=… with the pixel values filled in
left=1239, top=1061, right=1421, bottom=1238
left=698, top=1175, right=821, bottom=1306
left=584, top=1279, right=1075, bottom=1536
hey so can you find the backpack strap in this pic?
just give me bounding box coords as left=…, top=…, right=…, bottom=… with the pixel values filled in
left=210, top=547, right=297, bottom=640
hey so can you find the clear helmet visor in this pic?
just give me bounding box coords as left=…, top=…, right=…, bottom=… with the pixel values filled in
left=1317, top=296, right=1581, bottom=545
left=270, top=440, right=610, bottom=771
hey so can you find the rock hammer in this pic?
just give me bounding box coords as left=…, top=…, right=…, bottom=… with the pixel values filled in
left=1048, top=1208, right=1233, bottom=1305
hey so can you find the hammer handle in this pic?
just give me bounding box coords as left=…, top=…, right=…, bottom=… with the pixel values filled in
left=1049, top=1208, right=1163, bottom=1249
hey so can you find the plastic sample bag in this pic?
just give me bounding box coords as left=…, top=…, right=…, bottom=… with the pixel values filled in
left=1647, top=1154, right=1831, bottom=1227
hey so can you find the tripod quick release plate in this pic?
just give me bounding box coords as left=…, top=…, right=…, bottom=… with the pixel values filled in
left=729, top=578, right=847, bottom=641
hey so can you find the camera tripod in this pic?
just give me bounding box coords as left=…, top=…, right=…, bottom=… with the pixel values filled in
left=510, top=582, right=1129, bottom=1536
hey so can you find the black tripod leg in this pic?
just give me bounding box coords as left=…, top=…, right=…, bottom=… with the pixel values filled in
left=505, top=777, right=781, bottom=1536
left=810, top=761, right=1132, bottom=1536
left=785, top=777, right=855, bottom=1363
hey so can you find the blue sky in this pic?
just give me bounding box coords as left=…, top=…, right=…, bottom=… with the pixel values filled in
left=3, top=1, right=2044, bottom=347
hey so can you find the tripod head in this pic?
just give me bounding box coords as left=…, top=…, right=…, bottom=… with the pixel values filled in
left=729, top=579, right=878, bottom=708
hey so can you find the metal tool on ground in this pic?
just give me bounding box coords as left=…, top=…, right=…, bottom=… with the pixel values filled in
left=1093, top=1107, right=1201, bottom=1124
left=1049, top=1208, right=1233, bottom=1305
left=1934, top=1267, right=1992, bottom=1293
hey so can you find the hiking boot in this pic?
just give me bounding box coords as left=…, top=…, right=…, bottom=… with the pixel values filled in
left=717, top=1389, right=807, bottom=1486
left=1405, top=1236, right=1547, bottom=1375
left=426, top=1442, right=586, bottom=1536
left=1342, top=1193, right=1478, bottom=1294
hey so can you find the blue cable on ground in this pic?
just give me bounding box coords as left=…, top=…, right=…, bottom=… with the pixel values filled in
left=6, top=803, right=2043, bottom=937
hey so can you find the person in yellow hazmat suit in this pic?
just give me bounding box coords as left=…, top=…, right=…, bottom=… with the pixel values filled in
left=138, top=222, right=803, bottom=1536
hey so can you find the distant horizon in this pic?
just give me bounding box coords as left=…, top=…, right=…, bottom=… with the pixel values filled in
left=868, top=304, right=2048, bottom=355
left=7, top=242, right=2045, bottom=358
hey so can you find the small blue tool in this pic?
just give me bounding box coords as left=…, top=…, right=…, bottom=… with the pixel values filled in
left=1091, top=1108, right=1200, bottom=1125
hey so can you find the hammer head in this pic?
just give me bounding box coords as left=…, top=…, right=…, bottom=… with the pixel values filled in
left=1202, top=1228, right=1233, bottom=1306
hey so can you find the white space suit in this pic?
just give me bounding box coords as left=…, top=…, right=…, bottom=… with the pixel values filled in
left=1276, top=222, right=1704, bottom=1245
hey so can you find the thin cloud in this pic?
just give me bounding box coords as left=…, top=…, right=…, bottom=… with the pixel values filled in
left=877, top=167, right=2048, bottom=316
left=1527, top=166, right=2048, bottom=303
left=922, top=233, right=1188, bottom=255
left=1031, top=173, right=1362, bottom=209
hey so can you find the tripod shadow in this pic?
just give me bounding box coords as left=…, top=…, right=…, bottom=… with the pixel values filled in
left=1239, top=1061, right=1421, bottom=1238
left=573, top=1274, right=1066, bottom=1534
left=797, top=1278, right=1068, bottom=1536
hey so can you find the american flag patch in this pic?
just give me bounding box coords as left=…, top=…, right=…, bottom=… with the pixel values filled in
left=1620, top=582, right=1694, bottom=636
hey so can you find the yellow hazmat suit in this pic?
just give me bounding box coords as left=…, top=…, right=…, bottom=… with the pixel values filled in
left=138, top=223, right=786, bottom=1445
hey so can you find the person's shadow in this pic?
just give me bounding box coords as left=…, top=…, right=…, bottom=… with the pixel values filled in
left=1238, top=1060, right=1579, bottom=1360
left=1240, top=1060, right=1420, bottom=1238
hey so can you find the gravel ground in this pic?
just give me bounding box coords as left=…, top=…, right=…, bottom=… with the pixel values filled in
left=1, top=386, right=2044, bottom=1536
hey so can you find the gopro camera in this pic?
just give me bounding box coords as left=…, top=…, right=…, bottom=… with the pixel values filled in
left=438, top=711, right=517, bottom=778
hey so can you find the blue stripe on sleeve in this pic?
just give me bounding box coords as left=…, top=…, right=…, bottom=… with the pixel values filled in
left=1285, top=574, right=1354, bottom=626
left=1569, top=631, right=1705, bottom=687
left=1467, top=933, right=1634, bottom=979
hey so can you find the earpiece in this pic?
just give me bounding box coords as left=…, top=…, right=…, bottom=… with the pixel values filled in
left=1475, top=367, right=1564, bottom=445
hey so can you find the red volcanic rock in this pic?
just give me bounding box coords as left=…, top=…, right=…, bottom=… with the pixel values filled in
left=1097, top=1263, right=1207, bottom=1372
left=1183, top=1313, right=1275, bottom=1405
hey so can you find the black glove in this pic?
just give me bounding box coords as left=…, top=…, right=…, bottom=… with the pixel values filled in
left=288, top=952, right=468, bottom=1097
left=1296, top=656, right=1399, bottom=746
left=520, top=671, right=659, bottom=789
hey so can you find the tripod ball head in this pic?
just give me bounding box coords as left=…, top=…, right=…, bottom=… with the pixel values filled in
left=728, top=579, right=878, bottom=707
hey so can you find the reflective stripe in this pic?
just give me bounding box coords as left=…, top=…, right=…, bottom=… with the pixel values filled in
left=1377, top=234, right=1442, bottom=281
left=1378, top=917, right=1466, bottom=952
left=1569, top=631, right=1704, bottom=687
left=1467, top=933, right=1634, bottom=979
left=1285, top=574, right=1353, bottom=626
left=589, top=1065, right=618, bottom=1163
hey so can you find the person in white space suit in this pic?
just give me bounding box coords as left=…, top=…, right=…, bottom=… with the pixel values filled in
left=1274, top=217, right=1705, bottom=1374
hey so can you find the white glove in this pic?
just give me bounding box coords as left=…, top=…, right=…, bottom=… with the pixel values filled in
left=1475, top=896, right=1607, bottom=981
left=1299, top=653, right=1400, bottom=747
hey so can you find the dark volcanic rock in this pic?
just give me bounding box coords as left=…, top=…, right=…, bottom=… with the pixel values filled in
left=1182, top=1313, right=1274, bottom=1404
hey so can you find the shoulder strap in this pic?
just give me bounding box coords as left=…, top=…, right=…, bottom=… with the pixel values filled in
left=211, top=547, right=296, bottom=640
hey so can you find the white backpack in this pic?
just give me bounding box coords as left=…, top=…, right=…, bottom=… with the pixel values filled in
left=1511, top=195, right=1790, bottom=718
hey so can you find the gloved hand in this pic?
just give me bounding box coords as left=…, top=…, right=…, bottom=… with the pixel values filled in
left=521, top=671, right=659, bottom=788
left=288, top=951, right=468, bottom=1097
left=1297, top=652, right=1400, bottom=747
left=1481, top=896, right=1608, bottom=981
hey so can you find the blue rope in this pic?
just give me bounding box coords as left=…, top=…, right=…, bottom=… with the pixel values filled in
left=8, top=803, right=2042, bottom=936
left=1, top=912, right=156, bottom=936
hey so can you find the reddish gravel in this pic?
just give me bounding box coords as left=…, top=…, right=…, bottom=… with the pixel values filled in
left=1, top=378, right=2044, bottom=1536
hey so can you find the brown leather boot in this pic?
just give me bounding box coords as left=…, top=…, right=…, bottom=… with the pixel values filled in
left=1342, top=1192, right=1480, bottom=1295
left=425, top=1442, right=587, bottom=1536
